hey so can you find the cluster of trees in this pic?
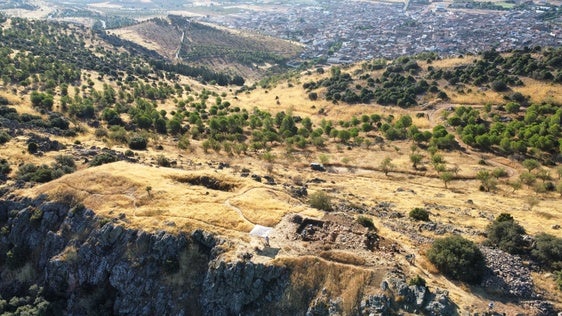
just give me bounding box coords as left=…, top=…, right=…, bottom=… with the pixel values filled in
left=151, top=60, right=244, bottom=86
left=0, top=19, right=144, bottom=84
left=303, top=59, right=447, bottom=107
left=92, top=16, right=138, bottom=30
left=430, top=48, right=562, bottom=89
left=179, top=21, right=288, bottom=68
left=7, top=18, right=559, bottom=175
left=0, top=17, right=243, bottom=90
left=303, top=67, right=358, bottom=103
left=2, top=18, right=560, bottom=202
left=303, top=48, right=562, bottom=107
left=428, top=213, right=562, bottom=286
left=0, top=105, right=72, bottom=135
left=486, top=213, right=562, bottom=273
left=449, top=103, right=562, bottom=160
left=0, top=285, right=52, bottom=315
left=16, top=155, right=76, bottom=183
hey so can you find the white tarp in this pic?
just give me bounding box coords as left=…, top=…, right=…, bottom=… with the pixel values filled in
left=249, top=225, right=272, bottom=238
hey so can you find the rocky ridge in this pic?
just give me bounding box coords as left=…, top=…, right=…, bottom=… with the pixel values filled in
left=0, top=195, right=288, bottom=315
left=0, top=194, right=556, bottom=315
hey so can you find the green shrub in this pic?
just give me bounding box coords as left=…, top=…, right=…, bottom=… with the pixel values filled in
left=157, top=155, right=171, bottom=167
left=427, top=235, right=485, bottom=283
left=95, top=127, right=109, bottom=138
left=491, top=80, right=507, bottom=92
left=522, top=159, right=540, bottom=172
left=53, top=155, right=76, bottom=172
left=49, top=115, right=69, bottom=130
left=31, top=166, right=54, bottom=183
left=492, top=168, right=508, bottom=178
left=0, top=130, right=11, bottom=145
left=16, top=164, right=54, bottom=183
left=177, top=134, right=191, bottom=150
left=485, top=214, right=526, bottom=254
left=309, top=191, right=333, bottom=212
left=357, top=215, right=375, bottom=231
left=108, top=126, right=128, bottom=143
left=556, top=270, right=562, bottom=291
left=30, top=208, right=43, bottom=224
left=27, top=142, right=38, bottom=154
left=531, top=233, right=562, bottom=271
left=409, top=208, right=430, bottom=221
left=128, top=135, right=147, bottom=150
left=519, top=171, right=536, bottom=186
left=495, top=213, right=514, bottom=222
left=505, top=102, right=520, bottom=113
left=16, top=155, right=77, bottom=183
left=409, top=275, right=426, bottom=287
left=89, top=152, right=118, bottom=167
left=0, top=158, right=10, bottom=178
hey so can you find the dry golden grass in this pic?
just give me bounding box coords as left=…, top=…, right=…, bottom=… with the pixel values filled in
left=532, top=272, right=562, bottom=310
left=0, top=92, right=22, bottom=106
left=74, top=165, right=243, bottom=230
left=318, top=250, right=367, bottom=266
left=429, top=56, right=478, bottom=68
left=411, top=114, right=431, bottom=129
left=110, top=21, right=182, bottom=60
left=235, top=83, right=424, bottom=127
left=446, top=89, right=505, bottom=105
left=1, top=8, right=53, bottom=19
left=228, top=188, right=305, bottom=227
left=516, top=78, right=562, bottom=104
left=445, top=77, right=562, bottom=105
left=275, top=255, right=385, bottom=314
left=259, top=137, right=562, bottom=239
left=18, top=161, right=318, bottom=236
left=2, top=45, right=561, bottom=314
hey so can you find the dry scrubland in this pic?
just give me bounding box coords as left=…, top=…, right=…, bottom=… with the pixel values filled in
left=9, top=98, right=561, bottom=314
left=21, top=161, right=308, bottom=236
left=2, top=32, right=562, bottom=312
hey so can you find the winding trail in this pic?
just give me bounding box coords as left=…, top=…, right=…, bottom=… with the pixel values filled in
left=223, top=187, right=274, bottom=227
left=56, top=179, right=282, bottom=230
left=56, top=181, right=252, bottom=233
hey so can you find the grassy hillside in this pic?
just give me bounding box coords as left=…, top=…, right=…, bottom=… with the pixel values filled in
left=0, top=14, right=561, bottom=314
left=111, top=16, right=303, bottom=79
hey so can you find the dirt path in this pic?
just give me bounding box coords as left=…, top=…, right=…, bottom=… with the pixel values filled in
left=175, top=31, right=185, bottom=60
left=223, top=187, right=261, bottom=226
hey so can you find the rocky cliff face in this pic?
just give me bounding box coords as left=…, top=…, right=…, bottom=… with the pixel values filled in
left=0, top=195, right=461, bottom=315
left=0, top=196, right=289, bottom=315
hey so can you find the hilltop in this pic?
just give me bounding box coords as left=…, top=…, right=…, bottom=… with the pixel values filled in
left=0, top=14, right=561, bottom=315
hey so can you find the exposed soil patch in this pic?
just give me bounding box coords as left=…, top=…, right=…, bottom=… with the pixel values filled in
left=171, top=175, right=238, bottom=192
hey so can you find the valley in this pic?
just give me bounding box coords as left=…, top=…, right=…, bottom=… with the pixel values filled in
left=0, top=2, right=561, bottom=315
